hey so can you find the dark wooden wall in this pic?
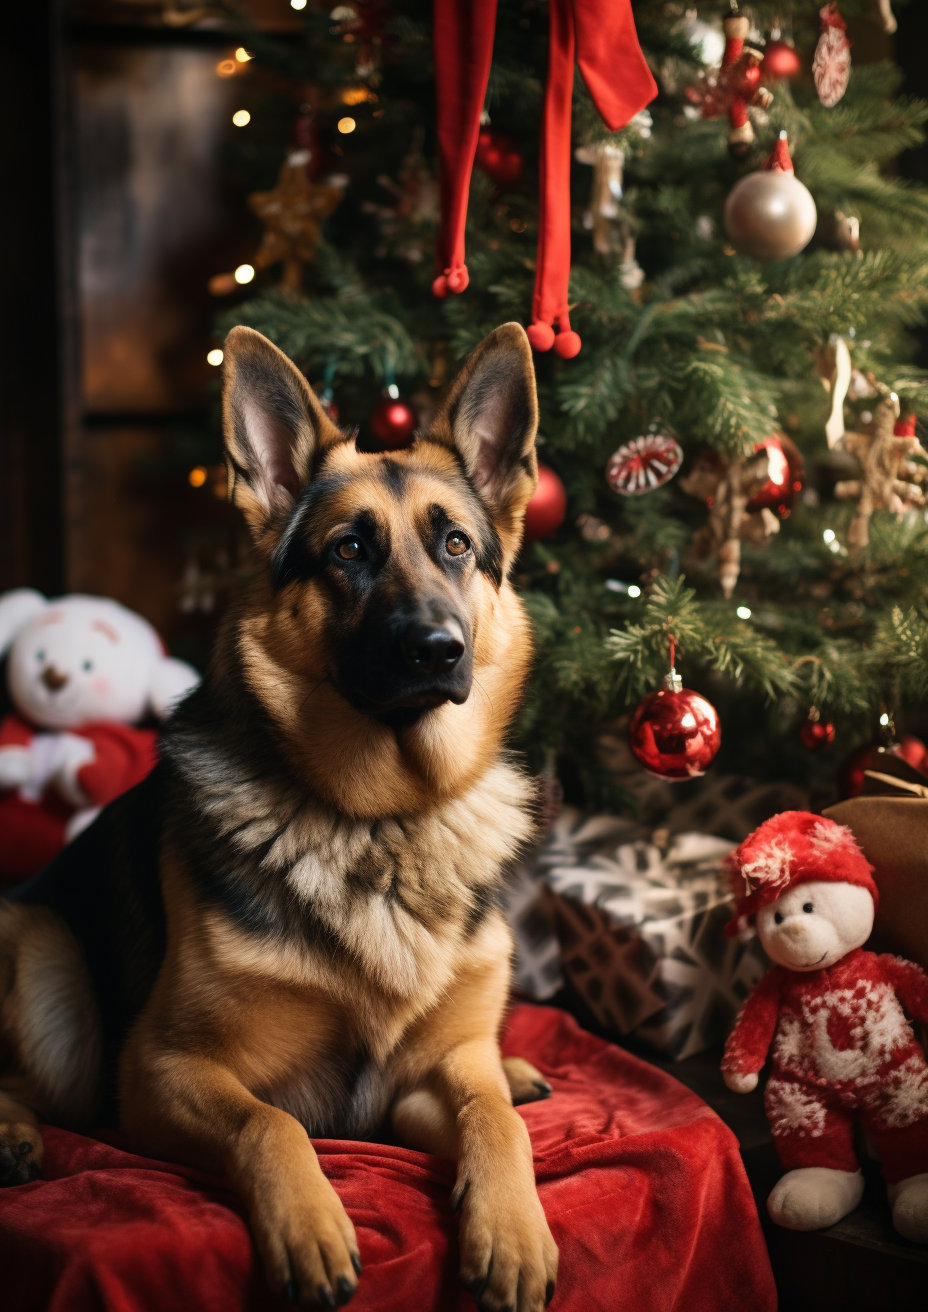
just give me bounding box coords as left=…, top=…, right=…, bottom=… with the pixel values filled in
left=0, top=0, right=78, bottom=597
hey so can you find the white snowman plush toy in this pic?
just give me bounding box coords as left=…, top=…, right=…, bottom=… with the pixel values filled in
left=722, top=810, right=928, bottom=1243
left=0, top=589, right=199, bottom=882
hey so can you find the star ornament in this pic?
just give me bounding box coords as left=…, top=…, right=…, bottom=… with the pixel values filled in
left=249, top=152, right=345, bottom=290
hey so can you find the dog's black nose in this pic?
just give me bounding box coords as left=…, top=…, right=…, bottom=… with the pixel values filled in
left=400, top=622, right=465, bottom=676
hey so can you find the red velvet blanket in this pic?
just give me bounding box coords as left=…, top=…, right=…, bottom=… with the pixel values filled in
left=0, top=1004, right=774, bottom=1312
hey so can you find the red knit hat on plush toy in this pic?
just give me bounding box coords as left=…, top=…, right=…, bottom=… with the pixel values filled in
left=724, top=810, right=877, bottom=937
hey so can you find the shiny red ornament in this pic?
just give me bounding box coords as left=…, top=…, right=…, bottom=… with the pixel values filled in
left=475, top=130, right=523, bottom=188
left=523, top=464, right=567, bottom=543
left=761, top=39, right=802, bottom=82
left=606, top=431, right=683, bottom=496
left=838, top=735, right=927, bottom=798
left=628, top=677, right=721, bottom=781
left=800, top=718, right=836, bottom=750
left=746, top=433, right=804, bottom=514
left=369, top=398, right=417, bottom=448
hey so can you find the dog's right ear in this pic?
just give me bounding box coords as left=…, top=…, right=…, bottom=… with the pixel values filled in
left=221, top=326, right=342, bottom=535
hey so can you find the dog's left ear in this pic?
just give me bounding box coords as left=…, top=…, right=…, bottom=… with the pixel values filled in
left=429, top=323, right=539, bottom=534
left=222, top=326, right=342, bottom=535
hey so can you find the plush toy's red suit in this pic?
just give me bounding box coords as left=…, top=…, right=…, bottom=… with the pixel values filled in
left=721, top=811, right=928, bottom=1240
left=723, top=946, right=928, bottom=1182
left=0, top=712, right=157, bottom=882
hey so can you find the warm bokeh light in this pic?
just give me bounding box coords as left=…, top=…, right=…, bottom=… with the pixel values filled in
left=627, top=585, right=642, bottom=599
left=216, top=60, right=237, bottom=77
left=337, top=117, right=356, bottom=134
left=342, top=87, right=376, bottom=105
left=290, top=0, right=307, bottom=8
left=235, top=48, right=252, bottom=62
left=737, top=606, right=752, bottom=620
left=232, top=110, right=251, bottom=127
left=207, top=349, right=224, bottom=366
left=234, top=264, right=255, bottom=284
left=188, top=467, right=208, bottom=488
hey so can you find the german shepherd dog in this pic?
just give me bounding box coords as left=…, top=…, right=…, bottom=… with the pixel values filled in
left=0, top=323, right=559, bottom=1311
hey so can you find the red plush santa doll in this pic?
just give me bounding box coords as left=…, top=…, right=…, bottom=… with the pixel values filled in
left=0, top=589, right=199, bottom=882
left=722, top=811, right=928, bottom=1242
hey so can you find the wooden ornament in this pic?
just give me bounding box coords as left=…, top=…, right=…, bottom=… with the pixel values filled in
left=834, top=400, right=927, bottom=548
left=248, top=153, right=344, bottom=291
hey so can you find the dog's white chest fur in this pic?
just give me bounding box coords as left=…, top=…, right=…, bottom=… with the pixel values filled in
left=199, top=754, right=534, bottom=999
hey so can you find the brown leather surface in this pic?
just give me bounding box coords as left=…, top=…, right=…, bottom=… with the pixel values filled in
left=824, top=797, right=928, bottom=970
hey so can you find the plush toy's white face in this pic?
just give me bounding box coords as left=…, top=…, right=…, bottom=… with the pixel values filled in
left=7, top=599, right=158, bottom=729
left=756, top=879, right=874, bottom=972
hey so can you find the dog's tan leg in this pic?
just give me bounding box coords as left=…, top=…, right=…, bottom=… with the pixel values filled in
left=392, top=929, right=558, bottom=1312
left=121, top=1048, right=360, bottom=1308
left=0, top=1088, right=43, bottom=1187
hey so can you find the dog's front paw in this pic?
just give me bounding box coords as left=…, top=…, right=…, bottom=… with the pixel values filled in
left=252, top=1167, right=361, bottom=1309
left=0, top=1123, right=43, bottom=1187
left=502, top=1057, right=553, bottom=1107
left=456, top=1174, right=558, bottom=1312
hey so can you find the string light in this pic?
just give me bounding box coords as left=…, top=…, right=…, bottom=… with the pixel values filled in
left=232, top=110, right=251, bottom=127
left=627, top=585, right=642, bottom=598
left=290, top=0, right=307, bottom=8
left=880, top=712, right=891, bottom=727
left=387, top=383, right=400, bottom=399
left=188, top=467, right=208, bottom=488
left=207, top=349, right=224, bottom=366
left=234, top=264, right=255, bottom=284
left=337, top=117, right=356, bottom=134
left=234, top=47, right=252, bottom=62
left=216, top=60, right=237, bottom=77
left=737, top=605, right=752, bottom=620
left=342, top=87, right=377, bottom=105
left=823, top=528, right=836, bottom=543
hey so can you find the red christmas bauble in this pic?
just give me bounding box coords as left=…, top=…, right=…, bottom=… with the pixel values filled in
left=746, top=433, right=804, bottom=514
left=761, top=39, right=802, bottom=81
left=523, top=464, right=567, bottom=543
left=475, top=130, right=523, bottom=188
left=800, top=718, right=836, bottom=750
left=838, top=735, right=928, bottom=798
left=370, top=398, right=417, bottom=448
left=628, top=683, right=721, bottom=781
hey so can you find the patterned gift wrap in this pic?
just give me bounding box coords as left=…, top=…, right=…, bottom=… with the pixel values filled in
left=531, top=809, right=768, bottom=1060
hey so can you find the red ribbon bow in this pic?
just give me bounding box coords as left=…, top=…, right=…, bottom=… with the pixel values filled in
left=432, top=0, right=657, bottom=358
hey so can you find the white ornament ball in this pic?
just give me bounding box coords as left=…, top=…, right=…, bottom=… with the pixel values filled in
left=723, top=170, right=817, bottom=261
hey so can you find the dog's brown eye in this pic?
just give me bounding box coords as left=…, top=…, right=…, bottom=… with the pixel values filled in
left=446, top=532, right=470, bottom=556
left=336, top=537, right=365, bottom=561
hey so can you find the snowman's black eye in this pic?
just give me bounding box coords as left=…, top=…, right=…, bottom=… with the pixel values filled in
left=82, top=660, right=93, bottom=672
left=36, top=650, right=45, bottom=662
left=774, top=912, right=784, bottom=925
left=803, top=902, right=814, bottom=913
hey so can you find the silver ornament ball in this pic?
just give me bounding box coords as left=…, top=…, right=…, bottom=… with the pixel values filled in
left=724, top=170, right=817, bottom=260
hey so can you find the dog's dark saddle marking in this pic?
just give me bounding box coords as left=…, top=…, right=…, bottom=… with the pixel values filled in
left=7, top=768, right=167, bottom=1121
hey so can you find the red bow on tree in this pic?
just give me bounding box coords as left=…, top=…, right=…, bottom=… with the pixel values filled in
left=432, top=0, right=657, bottom=358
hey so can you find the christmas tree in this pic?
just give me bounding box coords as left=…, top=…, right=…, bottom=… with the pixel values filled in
left=207, top=0, right=928, bottom=812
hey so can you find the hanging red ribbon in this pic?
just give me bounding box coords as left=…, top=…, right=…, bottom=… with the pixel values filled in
left=432, top=0, right=657, bottom=358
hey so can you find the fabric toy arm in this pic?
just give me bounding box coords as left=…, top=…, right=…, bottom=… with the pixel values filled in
left=721, top=969, right=783, bottom=1088
left=0, top=714, right=38, bottom=790
left=879, top=953, right=928, bottom=1027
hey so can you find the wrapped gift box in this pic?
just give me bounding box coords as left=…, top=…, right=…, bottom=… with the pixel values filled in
left=531, top=808, right=768, bottom=1060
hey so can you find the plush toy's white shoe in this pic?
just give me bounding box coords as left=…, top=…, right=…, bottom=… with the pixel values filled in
left=767, top=1167, right=864, bottom=1230
left=888, top=1173, right=928, bottom=1243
